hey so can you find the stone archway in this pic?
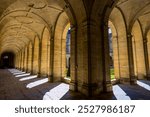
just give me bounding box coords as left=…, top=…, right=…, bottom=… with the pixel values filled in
left=0, top=52, right=15, bottom=68
left=132, top=20, right=146, bottom=79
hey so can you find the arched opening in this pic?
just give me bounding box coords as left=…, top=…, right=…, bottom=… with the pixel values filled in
left=33, top=37, right=39, bottom=75
left=109, top=7, right=130, bottom=84
left=108, top=21, right=120, bottom=84
left=27, top=42, right=33, bottom=72
left=108, top=27, right=114, bottom=80
left=0, top=52, right=15, bottom=68
left=66, top=28, right=71, bottom=77
left=53, top=10, right=71, bottom=82
left=147, top=30, right=150, bottom=76
left=24, top=46, right=28, bottom=72
left=40, top=27, right=50, bottom=77
left=62, top=24, right=71, bottom=81
left=132, top=20, right=146, bottom=79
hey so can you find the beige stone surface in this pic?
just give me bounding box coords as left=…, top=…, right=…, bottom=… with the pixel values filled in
left=0, top=0, right=150, bottom=96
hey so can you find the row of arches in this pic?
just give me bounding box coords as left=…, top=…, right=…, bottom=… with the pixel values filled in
left=109, top=6, right=150, bottom=84
left=0, top=0, right=150, bottom=97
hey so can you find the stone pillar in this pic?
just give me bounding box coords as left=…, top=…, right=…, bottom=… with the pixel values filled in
left=143, top=38, right=150, bottom=80
left=47, top=40, right=52, bottom=81
left=19, top=52, right=22, bottom=70
left=112, top=36, right=120, bottom=82
left=37, top=41, right=42, bottom=78
left=125, top=34, right=136, bottom=84
left=146, top=37, right=150, bottom=80
left=40, top=28, right=50, bottom=78
left=24, top=47, right=28, bottom=72
left=70, top=21, right=111, bottom=96
left=69, top=25, right=78, bottom=92
left=30, top=43, right=34, bottom=74
left=16, top=53, right=19, bottom=69
left=21, top=50, right=25, bottom=71
left=14, top=54, right=17, bottom=68
left=26, top=46, right=29, bottom=73
left=49, top=36, right=54, bottom=82
left=102, top=23, right=113, bottom=92
left=23, top=49, right=26, bottom=71
left=33, top=37, right=39, bottom=75
left=75, top=21, right=91, bottom=96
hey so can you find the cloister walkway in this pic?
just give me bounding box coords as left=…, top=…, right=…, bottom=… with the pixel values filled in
left=0, top=69, right=150, bottom=100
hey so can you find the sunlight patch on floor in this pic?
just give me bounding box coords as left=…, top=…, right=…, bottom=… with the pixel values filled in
left=13, top=72, right=26, bottom=75
left=137, top=80, right=150, bottom=91
left=15, top=73, right=31, bottom=78
left=113, top=85, right=131, bottom=100
left=26, top=78, right=49, bottom=88
left=8, top=69, right=26, bottom=75
left=43, top=83, right=69, bottom=100
left=19, top=75, right=37, bottom=81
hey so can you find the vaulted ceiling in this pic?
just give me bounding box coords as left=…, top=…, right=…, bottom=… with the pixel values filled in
left=113, top=0, right=150, bottom=33
left=0, top=0, right=149, bottom=55
left=0, top=0, right=70, bottom=54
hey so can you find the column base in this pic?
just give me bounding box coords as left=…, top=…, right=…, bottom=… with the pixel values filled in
left=52, top=77, right=61, bottom=82
left=30, top=71, right=34, bottom=75
left=145, top=75, right=150, bottom=80
left=130, top=76, right=137, bottom=84
left=38, top=73, right=48, bottom=78
left=31, top=71, right=37, bottom=75
left=27, top=69, right=31, bottom=73
left=71, top=82, right=103, bottom=97
left=69, top=80, right=78, bottom=92
left=25, top=69, right=28, bottom=73
left=48, top=75, right=53, bottom=82
left=120, top=77, right=137, bottom=84
left=37, top=73, right=40, bottom=78
left=111, top=79, right=120, bottom=85
left=105, top=81, right=113, bottom=92
left=24, top=69, right=27, bottom=72
left=22, top=68, right=25, bottom=72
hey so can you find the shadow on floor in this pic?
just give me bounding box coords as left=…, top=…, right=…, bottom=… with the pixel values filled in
left=117, top=84, right=150, bottom=100
left=138, top=80, right=150, bottom=86
left=0, top=69, right=150, bottom=100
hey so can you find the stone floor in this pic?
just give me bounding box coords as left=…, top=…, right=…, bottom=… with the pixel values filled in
left=0, top=69, right=150, bottom=100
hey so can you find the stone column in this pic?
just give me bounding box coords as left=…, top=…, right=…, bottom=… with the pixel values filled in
left=24, top=47, right=28, bottom=72
left=40, top=28, right=50, bottom=78
left=15, top=54, right=18, bottom=69
left=126, top=33, right=136, bottom=84
left=102, top=23, right=112, bottom=92
left=38, top=41, right=42, bottom=78
left=17, top=54, right=19, bottom=69
left=30, top=43, right=34, bottom=74
left=112, top=36, right=120, bottom=82
left=69, top=25, right=78, bottom=91
left=49, top=36, right=54, bottom=82
left=70, top=21, right=111, bottom=96
left=23, top=49, right=26, bottom=71
left=21, top=50, right=25, bottom=71
left=47, top=40, right=52, bottom=81
left=26, top=46, right=29, bottom=73
left=75, top=21, right=91, bottom=96
left=19, top=52, right=22, bottom=70
left=144, top=38, right=150, bottom=80
left=33, top=37, right=39, bottom=75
